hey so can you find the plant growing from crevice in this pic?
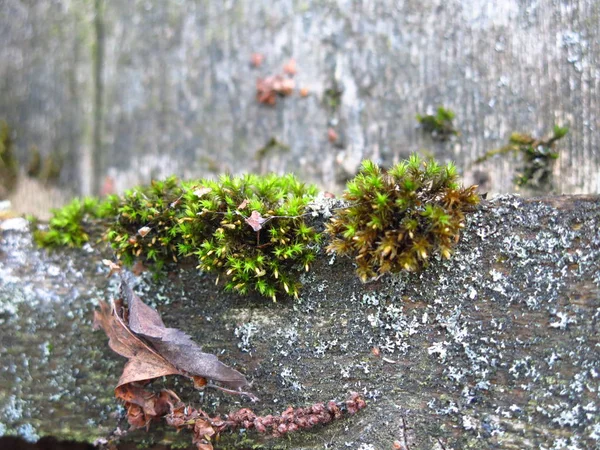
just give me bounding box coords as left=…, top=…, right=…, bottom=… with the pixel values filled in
left=416, top=107, right=459, bottom=141
left=176, top=173, right=321, bottom=300
left=326, top=155, right=480, bottom=282
left=474, top=125, right=568, bottom=190
left=33, top=197, right=113, bottom=248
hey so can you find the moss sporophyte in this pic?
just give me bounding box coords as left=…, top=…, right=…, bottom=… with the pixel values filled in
left=326, top=155, right=480, bottom=282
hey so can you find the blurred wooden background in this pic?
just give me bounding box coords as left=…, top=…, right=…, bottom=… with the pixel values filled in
left=1, top=0, right=598, bottom=218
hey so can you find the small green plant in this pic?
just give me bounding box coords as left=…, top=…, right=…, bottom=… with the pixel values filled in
left=475, top=125, right=568, bottom=189
left=326, top=155, right=479, bottom=282
left=176, top=173, right=321, bottom=300
left=104, top=176, right=185, bottom=271
left=33, top=197, right=112, bottom=248
left=416, top=107, right=459, bottom=140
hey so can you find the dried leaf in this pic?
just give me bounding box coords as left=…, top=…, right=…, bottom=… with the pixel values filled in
left=237, top=199, right=249, bottom=210
left=120, top=278, right=250, bottom=390
left=245, top=210, right=268, bottom=232
left=194, top=187, right=212, bottom=198
left=94, top=276, right=252, bottom=418
left=93, top=299, right=183, bottom=388
left=138, top=226, right=151, bottom=237
left=102, top=259, right=122, bottom=277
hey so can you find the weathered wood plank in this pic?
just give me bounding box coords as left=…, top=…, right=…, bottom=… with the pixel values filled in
left=1, top=195, right=599, bottom=449
left=1, top=1, right=598, bottom=198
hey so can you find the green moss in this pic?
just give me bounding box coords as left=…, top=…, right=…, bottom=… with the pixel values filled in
left=176, top=173, right=321, bottom=300
left=34, top=173, right=321, bottom=300
left=475, top=125, right=568, bottom=190
left=323, top=85, right=343, bottom=110
left=105, top=176, right=184, bottom=271
left=33, top=197, right=113, bottom=248
left=416, top=107, right=459, bottom=141
left=326, top=155, right=479, bottom=282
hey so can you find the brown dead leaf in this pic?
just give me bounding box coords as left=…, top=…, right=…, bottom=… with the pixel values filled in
left=93, top=299, right=183, bottom=388
left=94, top=277, right=253, bottom=416
left=245, top=210, right=268, bottom=232
left=121, top=278, right=251, bottom=390
left=237, top=199, right=249, bottom=210
left=102, top=259, right=122, bottom=278
left=137, top=226, right=151, bottom=237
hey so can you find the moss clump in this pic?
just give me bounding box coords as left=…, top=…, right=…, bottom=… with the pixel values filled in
left=33, top=197, right=113, bottom=248
left=34, top=173, right=321, bottom=300
left=104, top=176, right=184, bottom=270
left=176, top=173, right=321, bottom=300
left=416, top=107, right=459, bottom=141
left=475, top=125, right=568, bottom=190
left=326, top=155, right=479, bottom=282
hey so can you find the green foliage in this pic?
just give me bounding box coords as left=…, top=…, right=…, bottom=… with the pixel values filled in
left=416, top=107, right=459, bottom=140
left=475, top=125, right=568, bottom=189
left=177, top=173, right=320, bottom=300
left=326, top=155, right=479, bottom=282
left=104, top=176, right=184, bottom=271
left=33, top=197, right=112, bottom=248
left=36, top=173, right=321, bottom=300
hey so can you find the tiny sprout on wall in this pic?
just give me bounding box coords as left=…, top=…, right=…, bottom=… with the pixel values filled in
left=416, top=107, right=459, bottom=141
left=326, top=155, right=480, bottom=282
left=176, top=173, right=321, bottom=300
left=474, top=125, right=568, bottom=190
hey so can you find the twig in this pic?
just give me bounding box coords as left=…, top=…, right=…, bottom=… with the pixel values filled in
left=401, top=415, right=411, bottom=450
left=436, top=437, right=447, bottom=450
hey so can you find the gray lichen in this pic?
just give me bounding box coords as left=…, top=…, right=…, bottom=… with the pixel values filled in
left=1, top=194, right=599, bottom=449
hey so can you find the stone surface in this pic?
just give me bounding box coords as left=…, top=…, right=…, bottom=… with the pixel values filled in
left=1, top=195, right=599, bottom=449
left=1, top=1, right=599, bottom=198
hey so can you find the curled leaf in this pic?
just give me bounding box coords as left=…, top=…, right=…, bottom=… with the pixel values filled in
left=121, top=279, right=250, bottom=390
left=93, top=276, right=254, bottom=427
